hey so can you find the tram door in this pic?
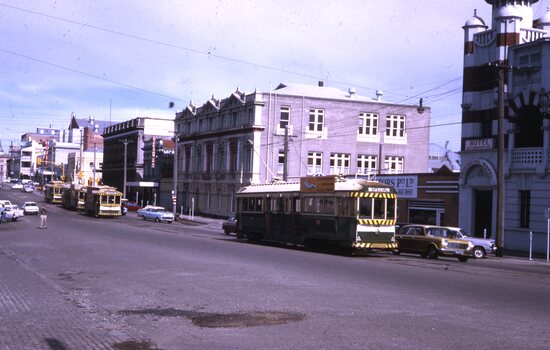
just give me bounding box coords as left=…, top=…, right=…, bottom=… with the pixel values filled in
left=474, top=190, right=493, bottom=238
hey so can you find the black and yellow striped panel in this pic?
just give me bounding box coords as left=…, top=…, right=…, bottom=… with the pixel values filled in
left=350, top=192, right=397, bottom=199
left=351, top=242, right=398, bottom=249
left=357, top=219, right=397, bottom=225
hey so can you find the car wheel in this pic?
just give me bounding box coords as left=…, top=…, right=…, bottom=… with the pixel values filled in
left=458, top=256, right=469, bottom=262
left=224, top=228, right=229, bottom=235
left=426, top=246, right=439, bottom=259
left=143, top=216, right=147, bottom=221
left=473, top=246, right=486, bottom=259
left=155, top=218, right=160, bottom=223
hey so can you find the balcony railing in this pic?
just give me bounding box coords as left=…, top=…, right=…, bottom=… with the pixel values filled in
left=510, top=148, right=546, bottom=170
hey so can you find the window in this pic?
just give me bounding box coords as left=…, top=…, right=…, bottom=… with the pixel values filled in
left=358, top=112, right=378, bottom=136
left=357, top=155, right=377, bottom=175
left=520, top=190, right=530, bottom=228
left=329, top=153, right=350, bottom=175
left=309, top=108, right=324, bottom=132
left=231, top=112, right=238, bottom=128
left=277, top=150, right=285, bottom=175
left=206, top=144, right=213, bottom=173
left=280, top=106, right=290, bottom=129
left=386, top=115, right=405, bottom=138
left=385, top=156, right=404, bottom=174
left=229, top=140, right=238, bottom=173
left=307, top=152, right=323, bottom=175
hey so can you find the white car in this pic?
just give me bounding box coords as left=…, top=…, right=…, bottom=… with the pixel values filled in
left=140, top=206, right=175, bottom=223
left=137, top=205, right=156, bottom=217
left=4, top=204, right=24, bottom=221
left=0, top=200, right=12, bottom=208
left=23, top=202, right=40, bottom=215
left=11, top=183, right=24, bottom=190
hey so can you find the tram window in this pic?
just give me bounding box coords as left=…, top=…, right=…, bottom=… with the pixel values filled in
left=304, top=197, right=315, bottom=213
left=373, top=198, right=385, bottom=219
left=324, top=198, right=335, bottom=215
left=270, top=198, right=279, bottom=213
left=387, top=199, right=396, bottom=219
left=359, top=198, right=372, bottom=218
left=293, top=198, right=301, bottom=213
left=255, top=198, right=263, bottom=212
left=315, top=197, right=322, bottom=213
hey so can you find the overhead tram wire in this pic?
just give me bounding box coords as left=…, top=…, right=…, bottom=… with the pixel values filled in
left=0, top=48, right=183, bottom=103
left=0, top=3, right=412, bottom=98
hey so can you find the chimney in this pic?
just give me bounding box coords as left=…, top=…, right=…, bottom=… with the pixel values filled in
left=376, top=90, right=384, bottom=101
left=318, top=81, right=324, bottom=87
left=348, top=88, right=356, bottom=98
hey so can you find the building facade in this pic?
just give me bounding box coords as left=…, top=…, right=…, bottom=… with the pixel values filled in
left=175, top=82, right=430, bottom=218
left=460, top=1, right=550, bottom=253
left=102, top=117, right=174, bottom=204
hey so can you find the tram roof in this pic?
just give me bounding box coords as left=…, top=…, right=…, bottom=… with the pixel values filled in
left=236, top=178, right=394, bottom=194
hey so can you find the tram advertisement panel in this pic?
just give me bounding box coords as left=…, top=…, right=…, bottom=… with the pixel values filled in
left=300, top=176, right=335, bottom=193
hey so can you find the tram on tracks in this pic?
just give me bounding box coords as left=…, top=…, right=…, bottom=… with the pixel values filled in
left=234, top=175, right=398, bottom=252
left=44, top=181, right=64, bottom=204
left=61, top=183, right=85, bottom=211
left=81, top=185, right=123, bottom=217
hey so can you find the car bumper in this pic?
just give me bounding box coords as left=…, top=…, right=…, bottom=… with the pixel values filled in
left=439, top=248, right=472, bottom=257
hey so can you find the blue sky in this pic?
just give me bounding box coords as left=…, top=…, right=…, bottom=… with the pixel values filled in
left=1, top=0, right=549, bottom=152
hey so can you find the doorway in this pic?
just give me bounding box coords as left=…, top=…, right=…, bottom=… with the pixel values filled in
left=474, top=190, right=493, bottom=238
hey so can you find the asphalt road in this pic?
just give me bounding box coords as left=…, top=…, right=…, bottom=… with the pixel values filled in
left=1, top=186, right=549, bottom=350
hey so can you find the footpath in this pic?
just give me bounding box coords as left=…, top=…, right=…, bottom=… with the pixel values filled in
left=0, top=248, right=141, bottom=350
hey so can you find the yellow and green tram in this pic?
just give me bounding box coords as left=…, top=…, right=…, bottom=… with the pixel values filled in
left=234, top=176, right=398, bottom=252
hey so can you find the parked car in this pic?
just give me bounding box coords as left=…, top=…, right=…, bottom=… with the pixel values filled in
left=0, top=200, right=13, bottom=208
left=137, top=205, right=156, bottom=217
left=140, top=206, right=174, bottom=223
left=22, top=185, right=34, bottom=193
left=23, top=201, right=40, bottom=215
left=11, top=183, right=24, bottom=190
left=395, top=224, right=474, bottom=262
left=4, top=204, right=24, bottom=221
left=444, top=227, right=496, bottom=259
left=222, top=216, right=237, bottom=235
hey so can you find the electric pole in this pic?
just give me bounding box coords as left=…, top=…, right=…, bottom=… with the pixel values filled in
left=120, top=138, right=132, bottom=199
left=496, top=64, right=506, bottom=257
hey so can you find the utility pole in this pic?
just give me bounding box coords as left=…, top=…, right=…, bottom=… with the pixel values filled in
left=92, top=143, right=97, bottom=186
left=120, top=138, right=132, bottom=199
left=283, top=126, right=289, bottom=181
left=496, top=64, right=506, bottom=257
left=172, top=132, right=180, bottom=218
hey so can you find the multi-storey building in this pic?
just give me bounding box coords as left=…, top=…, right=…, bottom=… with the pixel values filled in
left=102, top=117, right=174, bottom=204
left=460, top=1, right=550, bottom=253
left=175, top=82, right=430, bottom=218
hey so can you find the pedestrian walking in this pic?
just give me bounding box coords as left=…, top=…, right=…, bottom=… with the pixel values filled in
left=40, top=205, right=47, bottom=229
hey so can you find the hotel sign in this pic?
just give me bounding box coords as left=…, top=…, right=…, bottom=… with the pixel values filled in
left=465, top=138, right=494, bottom=151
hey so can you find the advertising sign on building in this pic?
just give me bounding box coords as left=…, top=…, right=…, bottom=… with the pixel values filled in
left=377, top=175, right=418, bottom=198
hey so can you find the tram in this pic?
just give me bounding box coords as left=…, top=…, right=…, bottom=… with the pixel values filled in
left=82, top=185, right=123, bottom=217
left=61, top=183, right=85, bottom=211
left=234, top=176, right=398, bottom=252
left=44, top=181, right=64, bottom=204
